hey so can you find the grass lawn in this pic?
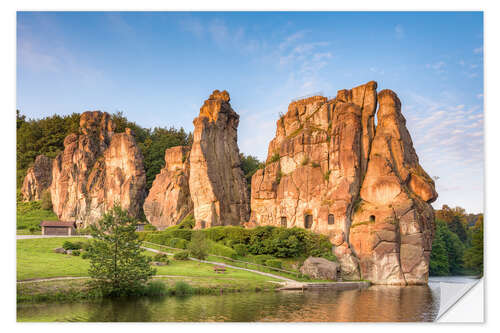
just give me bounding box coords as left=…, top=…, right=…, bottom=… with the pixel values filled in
left=17, top=238, right=282, bottom=284
left=17, top=237, right=91, bottom=280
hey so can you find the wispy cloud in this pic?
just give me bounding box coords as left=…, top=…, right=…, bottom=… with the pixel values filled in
left=473, top=46, right=483, bottom=54
left=395, top=24, right=405, bottom=39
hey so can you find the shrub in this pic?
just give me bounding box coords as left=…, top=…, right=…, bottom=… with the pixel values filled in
left=171, top=229, right=192, bottom=241
left=29, top=226, right=37, bottom=234
left=177, top=214, right=195, bottom=229
left=153, top=253, right=170, bottom=264
left=40, top=190, right=52, bottom=210
left=233, top=243, right=248, bottom=256
left=323, top=170, right=331, bottom=181
left=207, top=240, right=238, bottom=259
left=174, top=250, right=190, bottom=260
left=62, top=241, right=80, bottom=250
left=144, top=232, right=171, bottom=245
left=81, top=251, right=90, bottom=259
left=320, top=253, right=337, bottom=262
left=169, top=237, right=188, bottom=249
left=311, top=162, right=320, bottom=168
left=188, top=231, right=209, bottom=261
left=276, top=170, right=284, bottom=184
left=143, top=280, right=168, bottom=296
left=269, top=152, right=280, bottom=164
left=301, top=156, right=310, bottom=166
left=265, top=259, right=282, bottom=269
left=143, top=224, right=157, bottom=231
left=173, top=281, right=193, bottom=296
left=254, top=254, right=274, bottom=265
left=71, top=250, right=81, bottom=256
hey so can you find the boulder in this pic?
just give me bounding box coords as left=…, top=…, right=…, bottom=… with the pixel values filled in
left=66, top=249, right=73, bottom=255
left=143, top=146, right=193, bottom=229
left=189, top=90, right=250, bottom=228
left=150, top=261, right=168, bottom=266
left=21, top=155, right=53, bottom=201
left=300, top=257, right=339, bottom=281
left=54, top=247, right=66, bottom=254
left=50, top=111, right=146, bottom=227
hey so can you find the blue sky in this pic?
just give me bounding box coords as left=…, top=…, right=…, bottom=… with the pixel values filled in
left=16, top=12, right=484, bottom=213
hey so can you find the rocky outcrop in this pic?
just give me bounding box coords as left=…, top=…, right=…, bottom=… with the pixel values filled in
left=250, top=82, right=437, bottom=285
left=21, top=154, right=53, bottom=201
left=50, top=111, right=146, bottom=227
left=189, top=90, right=250, bottom=228
left=300, top=257, right=339, bottom=281
left=143, top=146, right=193, bottom=229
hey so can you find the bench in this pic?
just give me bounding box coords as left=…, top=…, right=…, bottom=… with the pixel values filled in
left=214, top=265, right=227, bottom=273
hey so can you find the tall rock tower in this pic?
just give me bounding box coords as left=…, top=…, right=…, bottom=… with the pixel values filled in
left=250, top=82, right=437, bottom=285
left=50, top=111, right=146, bottom=227
left=189, top=90, right=250, bottom=228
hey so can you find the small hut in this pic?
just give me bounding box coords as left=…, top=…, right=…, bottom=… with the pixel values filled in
left=40, top=220, right=77, bottom=236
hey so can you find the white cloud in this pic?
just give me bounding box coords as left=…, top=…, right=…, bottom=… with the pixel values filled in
left=473, top=46, right=483, bottom=54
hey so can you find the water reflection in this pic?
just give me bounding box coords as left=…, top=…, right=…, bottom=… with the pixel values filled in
left=17, top=285, right=439, bottom=322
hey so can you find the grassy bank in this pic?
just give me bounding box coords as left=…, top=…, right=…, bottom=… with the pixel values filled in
left=17, top=237, right=282, bottom=303
left=17, top=276, right=280, bottom=304
left=17, top=200, right=57, bottom=234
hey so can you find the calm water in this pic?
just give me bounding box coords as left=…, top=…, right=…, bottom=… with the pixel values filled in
left=17, top=276, right=477, bottom=322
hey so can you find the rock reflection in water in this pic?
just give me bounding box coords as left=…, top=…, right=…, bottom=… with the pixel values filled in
left=17, top=285, right=439, bottom=322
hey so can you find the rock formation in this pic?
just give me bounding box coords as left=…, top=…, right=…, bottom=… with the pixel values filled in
left=250, top=81, right=437, bottom=284
left=300, top=257, right=339, bottom=281
left=143, top=146, right=193, bottom=229
left=21, top=154, right=53, bottom=201
left=189, top=90, right=250, bottom=228
left=50, top=111, right=146, bottom=227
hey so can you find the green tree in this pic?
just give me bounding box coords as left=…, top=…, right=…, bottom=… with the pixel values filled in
left=40, top=190, right=52, bottom=210
left=87, top=205, right=155, bottom=296
left=430, top=223, right=450, bottom=276
left=240, top=154, right=263, bottom=193
left=188, top=231, right=209, bottom=261
left=464, top=216, right=483, bottom=275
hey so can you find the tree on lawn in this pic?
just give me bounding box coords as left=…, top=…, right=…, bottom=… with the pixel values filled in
left=87, top=204, right=155, bottom=296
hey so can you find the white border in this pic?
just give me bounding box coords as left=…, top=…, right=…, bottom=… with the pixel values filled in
left=3, top=0, right=498, bottom=332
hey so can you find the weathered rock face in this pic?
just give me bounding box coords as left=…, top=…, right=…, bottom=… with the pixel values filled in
left=143, top=146, right=193, bottom=229
left=189, top=90, right=250, bottom=228
left=50, top=111, right=146, bottom=227
left=21, top=154, right=53, bottom=201
left=250, top=82, right=437, bottom=285
left=300, top=257, right=339, bottom=281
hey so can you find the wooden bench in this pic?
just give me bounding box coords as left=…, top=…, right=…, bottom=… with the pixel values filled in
left=214, top=265, right=227, bottom=273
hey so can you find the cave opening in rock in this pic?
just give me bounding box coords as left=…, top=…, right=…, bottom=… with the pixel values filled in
left=304, top=214, right=313, bottom=229
left=328, top=214, right=335, bottom=225
left=369, top=215, right=375, bottom=222
left=200, top=220, right=206, bottom=229
left=281, top=216, right=287, bottom=228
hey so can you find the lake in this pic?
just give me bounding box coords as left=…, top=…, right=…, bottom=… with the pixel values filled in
left=16, top=276, right=477, bottom=322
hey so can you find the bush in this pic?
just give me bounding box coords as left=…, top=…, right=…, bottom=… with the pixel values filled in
left=311, top=162, right=320, bottom=168
left=188, top=231, right=209, bottom=260
left=265, top=259, right=282, bottom=269
left=174, top=250, right=189, bottom=260
left=28, top=226, right=37, bottom=234
left=269, top=152, right=280, bottom=163
left=301, top=156, right=310, bottom=166
left=81, top=251, right=90, bottom=259
left=170, top=229, right=192, bottom=241
left=173, top=281, right=193, bottom=296
left=207, top=240, right=238, bottom=259
left=62, top=241, right=80, bottom=250
left=143, top=224, right=157, bottom=231
left=40, top=190, right=52, bottom=210
left=254, top=254, right=274, bottom=265
left=233, top=243, right=248, bottom=256
left=143, top=280, right=168, bottom=296
left=71, top=250, right=81, bottom=256
left=153, top=253, right=170, bottom=264
left=177, top=214, right=195, bottom=229
left=169, top=237, right=188, bottom=249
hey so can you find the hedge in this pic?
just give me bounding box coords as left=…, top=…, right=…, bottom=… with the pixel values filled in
left=169, top=237, right=188, bottom=249
left=207, top=240, right=238, bottom=259
left=265, top=259, right=282, bottom=269
left=233, top=243, right=248, bottom=256
left=174, top=251, right=189, bottom=260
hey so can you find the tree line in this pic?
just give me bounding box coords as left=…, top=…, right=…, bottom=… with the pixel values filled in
left=17, top=110, right=264, bottom=194
left=430, top=205, right=483, bottom=276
